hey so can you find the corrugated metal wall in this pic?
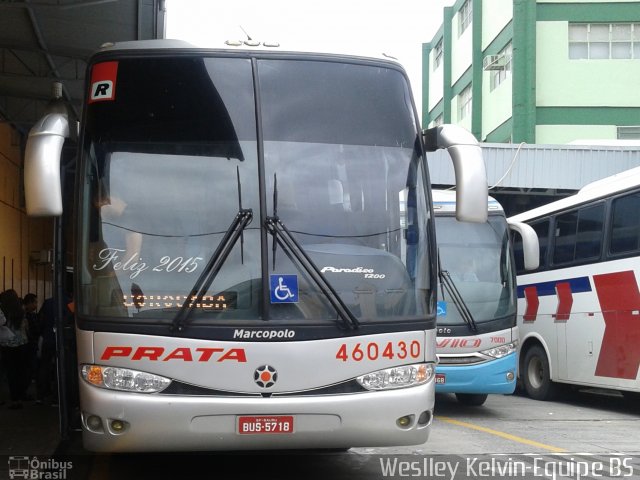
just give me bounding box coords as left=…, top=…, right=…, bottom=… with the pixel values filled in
left=427, top=143, right=640, bottom=190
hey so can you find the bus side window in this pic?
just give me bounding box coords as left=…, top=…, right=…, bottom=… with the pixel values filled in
left=513, top=217, right=549, bottom=276
left=574, top=204, right=604, bottom=261
left=610, top=193, right=640, bottom=254
left=553, top=211, right=578, bottom=265
left=516, top=219, right=550, bottom=274
left=553, top=204, right=604, bottom=266
left=512, top=232, right=525, bottom=275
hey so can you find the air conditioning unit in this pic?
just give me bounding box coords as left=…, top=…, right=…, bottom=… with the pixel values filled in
left=483, top=54, right=508, bottom=71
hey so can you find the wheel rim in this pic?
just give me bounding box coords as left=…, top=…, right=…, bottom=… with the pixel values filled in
left=527, top=356, right=544, bottom=389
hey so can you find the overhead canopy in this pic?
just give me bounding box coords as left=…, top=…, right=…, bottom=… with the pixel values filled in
left=0, top=0, right=165, bottom=136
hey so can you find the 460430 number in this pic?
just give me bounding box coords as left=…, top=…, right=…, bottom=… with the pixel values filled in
left=335, top=340, right=421, bottom=362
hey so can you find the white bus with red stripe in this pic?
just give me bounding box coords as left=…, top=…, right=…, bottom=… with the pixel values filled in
left=510, top=166, right=640, bottom=401
left=23, top=40, right=489, bottom=452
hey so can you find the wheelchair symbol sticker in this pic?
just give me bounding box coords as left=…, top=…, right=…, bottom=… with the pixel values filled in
left=270, top=275, right=299, bottom=303
left=437, top=301, right=447, bottom=317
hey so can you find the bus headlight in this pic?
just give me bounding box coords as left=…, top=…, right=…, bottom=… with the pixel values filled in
left=81, top=365, right=171, bottom=393
left=357, top=363, right=435, bottom=390
left=481, top=341, right=517, bottom=359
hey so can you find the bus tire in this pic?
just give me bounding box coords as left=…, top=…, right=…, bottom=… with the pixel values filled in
left=523, top=345, right=557, bottom=401
left=455, top=393, right=488, bottom=406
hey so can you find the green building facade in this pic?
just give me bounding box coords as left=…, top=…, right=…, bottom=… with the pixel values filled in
left=423, top=0, right=640, bottom=144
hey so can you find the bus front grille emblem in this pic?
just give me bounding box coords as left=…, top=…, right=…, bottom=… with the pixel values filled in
left=254, top=365, right=278, bottom=388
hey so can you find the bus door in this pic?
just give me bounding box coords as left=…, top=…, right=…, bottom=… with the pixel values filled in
left=54, top=156, right=81, bottom=441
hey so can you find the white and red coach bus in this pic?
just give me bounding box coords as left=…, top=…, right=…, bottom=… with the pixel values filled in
left=510, top=166, right=640, bottom=401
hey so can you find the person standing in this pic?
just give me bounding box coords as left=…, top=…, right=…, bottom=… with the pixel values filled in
left=23, top=293, right=40, bottom=382
left=0, top=307, right=8, bottom=405
left=36, top=296, right=58, bottom=405
left=0, top=289, right=30, bottom=409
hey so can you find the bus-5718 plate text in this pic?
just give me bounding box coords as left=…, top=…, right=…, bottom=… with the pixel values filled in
left=237, top=415, right=294, bottom=434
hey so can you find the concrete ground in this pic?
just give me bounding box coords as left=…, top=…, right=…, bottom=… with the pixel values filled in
left=0, top=373, right=61, bottom=456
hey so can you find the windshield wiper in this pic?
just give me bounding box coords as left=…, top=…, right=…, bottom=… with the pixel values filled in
left=171, top=209, right=252, bottom=332
left=438, top=256, right=477, bottom=332
left=172, top=168, right=252, bottom=333
left=265, top=215, right=360, bottom=330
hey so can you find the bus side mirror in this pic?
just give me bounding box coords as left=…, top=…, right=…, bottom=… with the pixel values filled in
left=423, top=125, right=488, bottom=223
left=24, top=113, right=69, bottom=216
left=508, top=220, right=539, bottom=270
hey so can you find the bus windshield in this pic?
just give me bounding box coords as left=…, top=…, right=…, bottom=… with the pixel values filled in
left=435, top=215, right=515, bottom=326
left=78, top=54, right=432, bottom=327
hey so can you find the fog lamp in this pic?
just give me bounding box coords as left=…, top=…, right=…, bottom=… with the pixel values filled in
left=396, top=415, right=413, bottom=428
left=86, top=414, right=103, bottom=432
left=110, top=419, right=128, bottom=433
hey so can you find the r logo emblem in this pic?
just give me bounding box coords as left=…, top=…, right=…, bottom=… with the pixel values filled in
left=90, top=80, right=114, bottom=101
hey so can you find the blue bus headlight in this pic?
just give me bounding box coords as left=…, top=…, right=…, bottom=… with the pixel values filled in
left=357, top=363, right=435, bottom=390
left=81, top=364, right=171, bottom=393
left=481, top=341, right=518, bottom=359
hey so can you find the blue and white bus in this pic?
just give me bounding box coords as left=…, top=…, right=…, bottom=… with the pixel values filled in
left=433, top=191, right=538, bottom=405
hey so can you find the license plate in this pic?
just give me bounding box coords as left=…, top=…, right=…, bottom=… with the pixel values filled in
left=435, top=373, right=446, bottom=384
left=237, top=415, right=294, bottom=434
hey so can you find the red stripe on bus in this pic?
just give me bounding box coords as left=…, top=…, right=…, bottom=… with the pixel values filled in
left=523, top=286, right=539, bottom=322
left=593, top=271, right=640, bottom=380
left=554, top=282, right=573, bottom=321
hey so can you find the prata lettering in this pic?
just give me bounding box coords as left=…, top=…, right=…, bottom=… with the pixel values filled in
left=234, top=329, right=296, bottom=340
left=100, top=346, right=247, bottom=362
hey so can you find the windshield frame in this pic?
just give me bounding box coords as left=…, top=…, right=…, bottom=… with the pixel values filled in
left=435, top=211, right=517, bottom=333
left=74, top=49, right=438, bottom=339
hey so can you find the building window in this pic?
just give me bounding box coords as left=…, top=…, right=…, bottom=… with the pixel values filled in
left=433, top=40, right=443, bottom=70
left=618, top=126, right=640, bottom=140
left=458, top=85, right=472, bottom=121
left=489, top=43, right=512, bottom=91
left=459, top=0, right=472, bottom=36
left=569, top=23, right=640, bottom=59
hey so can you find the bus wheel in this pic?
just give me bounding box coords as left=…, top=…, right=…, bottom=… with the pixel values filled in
left=523, top=345, right=557, bottom=401
left=455, top=393, right=488, bottom=406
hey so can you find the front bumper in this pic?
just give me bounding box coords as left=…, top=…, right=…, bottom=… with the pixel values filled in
left=79, top=378, right=435, bottom=452
left=435, top=352, right=517, bottom=394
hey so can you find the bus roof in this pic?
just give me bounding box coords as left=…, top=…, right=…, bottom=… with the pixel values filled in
left=509, top=165, right=640, bottom=222
left=93, top=39, right=406, bottom=69
left=432, top=189, right=502, bottom=214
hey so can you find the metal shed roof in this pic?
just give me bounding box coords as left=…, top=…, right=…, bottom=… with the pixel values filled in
left=0, top=0, right=165, bottom=136
left=428, top=142, right=640, bottom=192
